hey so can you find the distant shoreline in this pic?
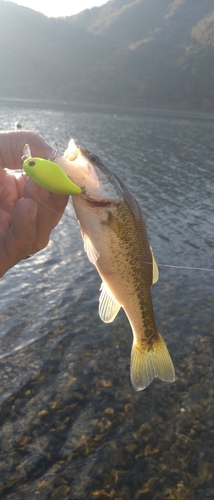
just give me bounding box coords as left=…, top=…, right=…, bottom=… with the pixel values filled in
left=1, top=97, right=214, bottom=122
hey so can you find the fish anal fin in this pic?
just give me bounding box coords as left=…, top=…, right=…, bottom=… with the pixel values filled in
left=130, top=333, right=175, bottom=391
left=99, top=282, right=121, bottom=323
left=81, top=230, right=100, bottom=264
left=150, top=246, right=159, bottom=284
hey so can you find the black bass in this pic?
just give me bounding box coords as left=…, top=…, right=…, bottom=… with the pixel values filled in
left=57, top=140, right=175, bottom=391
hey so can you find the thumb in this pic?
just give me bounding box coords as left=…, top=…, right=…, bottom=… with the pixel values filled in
left=0, top=198, right=38, bottom=277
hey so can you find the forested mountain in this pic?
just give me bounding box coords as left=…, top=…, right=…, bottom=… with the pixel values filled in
left=0, top=0, right=214, bottom=112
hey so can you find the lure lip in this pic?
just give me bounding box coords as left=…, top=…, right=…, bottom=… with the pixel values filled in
left=48, top=141, right=59, bottom=162
left=21, top=143, right=59, bottom=165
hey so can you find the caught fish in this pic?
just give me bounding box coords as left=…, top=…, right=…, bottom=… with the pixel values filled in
left=57, top=140, right=175, bottom=391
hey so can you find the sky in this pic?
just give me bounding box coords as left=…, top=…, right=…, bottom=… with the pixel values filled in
left=9, top=0, right=109, bottom=17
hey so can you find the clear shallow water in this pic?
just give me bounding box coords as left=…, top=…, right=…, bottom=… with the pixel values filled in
left=0, top=104, right=214, bottom=499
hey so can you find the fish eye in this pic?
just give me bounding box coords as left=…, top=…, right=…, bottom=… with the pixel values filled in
left=28, top=161, right=36, bottom=167
left=90, top=155, right=98, bottom=164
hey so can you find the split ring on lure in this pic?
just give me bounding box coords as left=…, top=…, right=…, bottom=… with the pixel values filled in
left=22, top=144, right=82, bottom=195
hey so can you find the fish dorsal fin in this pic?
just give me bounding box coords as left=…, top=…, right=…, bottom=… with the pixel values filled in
left=150, top=246, right=159, bottom=284
left=99, top=282, right=121, bottom=323
left=81, top=230, right=100, bottom=264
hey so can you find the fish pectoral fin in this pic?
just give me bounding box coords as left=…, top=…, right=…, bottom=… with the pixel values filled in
left=81, top=230, right=100, bottom=264
left=99, top=282, right=121, bottom=323
left=130, top=333, right=175, bottom=391
left=150, top=246, right=159, bottom=284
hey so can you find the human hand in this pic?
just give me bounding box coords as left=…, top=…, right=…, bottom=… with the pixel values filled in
left=0, top=130, right=68, bottom=277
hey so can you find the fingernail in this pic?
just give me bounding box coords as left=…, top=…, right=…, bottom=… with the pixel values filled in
left=29, top=202, right=38, bottom=220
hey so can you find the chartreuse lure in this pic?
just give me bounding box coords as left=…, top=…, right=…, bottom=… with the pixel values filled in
left=22, top=144, right=81, bottom=195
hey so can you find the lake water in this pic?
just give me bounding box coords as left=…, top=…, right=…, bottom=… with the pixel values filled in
left=0, top=104, right=214, bottom=499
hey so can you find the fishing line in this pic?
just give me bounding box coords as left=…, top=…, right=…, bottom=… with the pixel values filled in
left=142, top=262, right=214, bottom=273
left=23, top=174, right=214, bottom=275
left=155, top=263, right=214, bottom=273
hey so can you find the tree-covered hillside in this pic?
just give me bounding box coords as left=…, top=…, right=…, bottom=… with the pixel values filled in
left=0, top=0, right=214, bottom=111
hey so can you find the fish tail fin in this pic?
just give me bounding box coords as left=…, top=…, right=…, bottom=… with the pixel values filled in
left=130, top=333, right=175, bottom=391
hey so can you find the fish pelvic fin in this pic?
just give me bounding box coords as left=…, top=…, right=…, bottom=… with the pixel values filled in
left=81, top=230, right=100, bottom=264
left=99, top=282, right=121, bottom=323
left=130, top=333, right=175, bottom=391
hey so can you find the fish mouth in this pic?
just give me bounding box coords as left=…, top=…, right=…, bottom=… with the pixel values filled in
left=58, top=138, right=123, bottom=204
left=64, top=140, right=109, bottom=201
left=83, top=197, right=113, bottom=208
left=65, top=140, right=90, bottom=163
left=65, top=139, right=80, bottom=161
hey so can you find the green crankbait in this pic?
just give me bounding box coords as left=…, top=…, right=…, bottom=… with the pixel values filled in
left=22, top=144, right=81, bottom=195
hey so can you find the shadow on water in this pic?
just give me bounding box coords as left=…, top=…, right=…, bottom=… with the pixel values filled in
left=0, top=104, right=214, bottom=499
